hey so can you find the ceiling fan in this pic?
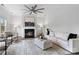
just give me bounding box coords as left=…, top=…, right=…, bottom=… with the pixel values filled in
left=23, top=4, right=45, bottom=15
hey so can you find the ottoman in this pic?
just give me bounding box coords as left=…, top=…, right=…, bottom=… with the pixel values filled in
left=34, top=38, right=53, bottom=50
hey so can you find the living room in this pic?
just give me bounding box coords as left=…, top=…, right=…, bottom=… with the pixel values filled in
left=0, top=4, right=79, bottom=55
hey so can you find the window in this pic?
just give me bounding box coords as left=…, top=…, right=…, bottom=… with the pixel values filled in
left=0, top=16, right=5, bottom=33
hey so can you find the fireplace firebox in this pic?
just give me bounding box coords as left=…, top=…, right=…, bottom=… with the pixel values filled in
left=25, top=29, right=35, bottom=38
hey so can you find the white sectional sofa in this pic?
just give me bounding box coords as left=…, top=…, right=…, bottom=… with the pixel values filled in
left=44, top=31, right=79, bottom=53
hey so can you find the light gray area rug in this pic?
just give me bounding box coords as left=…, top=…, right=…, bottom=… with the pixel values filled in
left=1, top=39, right=79, bottom=55
left=4, top=39, right=70, bottom=55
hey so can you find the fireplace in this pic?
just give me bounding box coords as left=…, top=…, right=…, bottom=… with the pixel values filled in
left=25, top=29, right=35, bottom=38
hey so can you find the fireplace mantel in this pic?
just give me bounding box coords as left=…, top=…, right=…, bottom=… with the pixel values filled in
left=24, top=27, right=36, bottom=29
left=23, top=15, right=36, bottom=38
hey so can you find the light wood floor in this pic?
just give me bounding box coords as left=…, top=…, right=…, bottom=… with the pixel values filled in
left=4, top=38, right=72, bottom=55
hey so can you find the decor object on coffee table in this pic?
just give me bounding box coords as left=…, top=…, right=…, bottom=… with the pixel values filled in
left=37, top=33, right=44, bottom=39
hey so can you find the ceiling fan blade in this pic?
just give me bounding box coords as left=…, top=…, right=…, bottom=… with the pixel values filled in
left=36, top=11, right=43, bottom=13
left=24, top=5, right=31, bottom=10
left=33, top=11, right=37, bottom=14
left=33, top=5, right=37, bottom=10
left=36, top=8, right=45, bottom=10
left=29, top=11, right=32, bottom=15
left=31, top=5, right=37, bottom=11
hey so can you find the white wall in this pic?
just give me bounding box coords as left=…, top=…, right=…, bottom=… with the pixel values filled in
left=2, top=4, right=79, bottom=37
left=0, top=6, right=14, bottom=32
left=10, top=15, right=24, bottom=37
left=43, top=4, right=79, bottom=34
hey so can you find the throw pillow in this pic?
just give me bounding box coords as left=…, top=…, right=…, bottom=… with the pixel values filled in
left=68, top=33, right=77, bottom=40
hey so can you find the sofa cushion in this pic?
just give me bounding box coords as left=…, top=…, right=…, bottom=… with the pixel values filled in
left=56, top=38, right=69, bottom=49
left=55, top=32, right=69, bottom=41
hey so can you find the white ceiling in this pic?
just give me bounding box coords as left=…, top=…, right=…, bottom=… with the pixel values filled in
left=4, top=4, right=26, bottom=15
left=4, top=4, right=45, bottom=16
